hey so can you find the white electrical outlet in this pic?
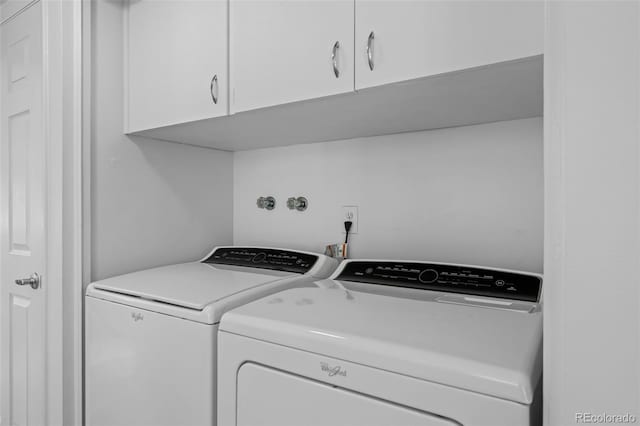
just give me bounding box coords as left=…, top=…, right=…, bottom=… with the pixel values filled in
left=342, top=206, right=358, bottom=234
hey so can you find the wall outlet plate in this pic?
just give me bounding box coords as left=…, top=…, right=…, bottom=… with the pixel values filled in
left=342, top=206, right=358, bottom=234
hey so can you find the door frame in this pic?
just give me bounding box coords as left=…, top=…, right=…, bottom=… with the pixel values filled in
left=0, top=0, right=84, bottom=424
left=46, top=0, right=85, bottom=423
left=43, top=0, right=85, bottom=423
left=41, top=0, right=85, bottom=421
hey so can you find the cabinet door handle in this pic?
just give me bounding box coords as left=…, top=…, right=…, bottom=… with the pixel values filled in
left=367, top=31, right=375, bottom=71
left=332, top=41, right=340, bottom=78
left=210, top=74, right=219, bottom=104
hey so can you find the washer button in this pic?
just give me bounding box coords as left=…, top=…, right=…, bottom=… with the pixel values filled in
left=418, top=269, right=439, bottom=284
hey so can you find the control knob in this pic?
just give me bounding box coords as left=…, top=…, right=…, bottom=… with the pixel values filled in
left=418, top=269, right=438, bottom=283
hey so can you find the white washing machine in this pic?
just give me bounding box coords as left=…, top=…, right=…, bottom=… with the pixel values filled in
left=85, top=246, right=338, bottom=426
left=218, top=259, right=543, bottom=426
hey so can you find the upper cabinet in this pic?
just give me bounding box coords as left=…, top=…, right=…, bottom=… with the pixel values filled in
left=126, top=0, right=543, bottom=150
left=355, top=0, right=543, bottom=90
left=230, top=0, right=354, bottom=113
left=125, top=0, right=228, bottom=133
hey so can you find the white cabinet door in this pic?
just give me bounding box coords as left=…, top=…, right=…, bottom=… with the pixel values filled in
left=355, top=0, right=543, bottom=90
left=126, top=0, right=228, bottom=133
left=1, top=2, right=47, bottom=425
left=230, top=0, right=354, bottom=113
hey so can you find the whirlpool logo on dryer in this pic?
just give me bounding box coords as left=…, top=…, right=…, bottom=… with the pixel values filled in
left=320, top=362, right=347, bottom=377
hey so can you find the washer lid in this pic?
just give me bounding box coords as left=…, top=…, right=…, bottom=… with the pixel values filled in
left=88, top=262, right=295, bottom=310
left=220, top=286, right=542, bottom=405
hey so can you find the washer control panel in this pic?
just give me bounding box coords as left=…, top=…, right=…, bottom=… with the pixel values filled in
left=335, top=261, right=541, bottom=302
left=203, top=247, right=318, bottom=274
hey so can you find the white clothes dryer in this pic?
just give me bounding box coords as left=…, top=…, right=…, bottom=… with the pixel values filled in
left=218, top=259, right=542, bottom=426
left=85, top=246, right=338, bottom=426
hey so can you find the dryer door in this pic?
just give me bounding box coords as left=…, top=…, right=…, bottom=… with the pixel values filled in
left=237, top=363, right=458, bottom=426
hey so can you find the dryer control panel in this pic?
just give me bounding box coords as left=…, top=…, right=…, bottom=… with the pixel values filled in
left=336, top=261, right=541, bottom=302
left=203, top=247, right=318, bottom=274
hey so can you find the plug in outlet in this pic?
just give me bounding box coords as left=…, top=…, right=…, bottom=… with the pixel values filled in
left=342, top=206, right=358, bottom=234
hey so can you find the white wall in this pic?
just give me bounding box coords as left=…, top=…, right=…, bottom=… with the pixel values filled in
left=544, top=1, right=640, bottom=424
left=234, top=117, right=543, bottom=273
left=91, top=0, right=233, bottom=281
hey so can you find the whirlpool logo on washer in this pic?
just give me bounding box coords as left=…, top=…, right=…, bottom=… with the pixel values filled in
left=320, top=362, right=347, bottom=377
left=131, top=312, right=144, bottom=322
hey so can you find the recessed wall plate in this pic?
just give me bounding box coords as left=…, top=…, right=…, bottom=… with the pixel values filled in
left=342, top=206, right=358, bottom=234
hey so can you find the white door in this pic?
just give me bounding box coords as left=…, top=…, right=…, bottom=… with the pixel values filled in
left=230, top=0, right=354, bottom=113
left=355, top=0, right=543, bottom=90
left=0, top=2, right=47, bottom=425
left=126, top=0, right=229, bottom=132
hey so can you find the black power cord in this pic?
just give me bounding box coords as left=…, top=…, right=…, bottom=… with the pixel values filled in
left=344, top=221, right=353, bottom=244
